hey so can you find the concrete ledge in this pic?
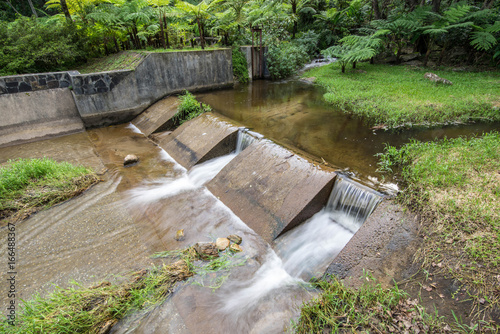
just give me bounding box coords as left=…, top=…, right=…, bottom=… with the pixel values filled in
left=207, top=140, right=337, bottom=243
left=0, top=88, right=84, bottom=148
left=131, top=96, right=180, bottom=136
left=324, top=199, right=421, bottom=287
left=158, top=113, right=239, bottom=169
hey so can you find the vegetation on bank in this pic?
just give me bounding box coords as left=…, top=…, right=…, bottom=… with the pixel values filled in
left=0, top=158, right=99, bottom=225
left=378, top=132, right=500, bottom=312
left=173, top=91, right=212, bottom=126
left=294, top=275, right=450, bottom=333
left=231, top=47, right=249, bottom=83
left=1, top=246, right=243, bottom=333
left=305, top=63, right=500, bottom=128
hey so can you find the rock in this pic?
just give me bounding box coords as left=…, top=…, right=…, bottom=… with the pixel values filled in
left=424, top=72, right=452, bottom=85
left=229, top=244, right=243, bottom=252
left=174, top=229, right=185, bottom=241
left=194, top=242, right=219, bottom=259
left=227, top=234, right=242, bottom=245
left=215, top=237, right=230, bottom=251
left=400, top=52, right=420, bottom=62
left=404, top=60, right=423, bottom=66
left=124, top=154, right=139, bottom=166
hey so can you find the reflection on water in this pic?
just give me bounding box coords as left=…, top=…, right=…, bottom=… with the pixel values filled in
left=196, top=80, right=499, bottom=190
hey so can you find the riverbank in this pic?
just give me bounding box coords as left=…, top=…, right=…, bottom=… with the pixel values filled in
left=304, top=63, right=500, bottom=129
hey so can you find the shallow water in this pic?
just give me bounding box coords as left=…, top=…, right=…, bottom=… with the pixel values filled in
left=196, top=80, right=500, bottom=190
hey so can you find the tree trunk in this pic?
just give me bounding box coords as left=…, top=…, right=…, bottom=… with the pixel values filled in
left=197, top=17, right=205, bottom=50
left=432, top=0, right=441, bottom=12
left=437, top=42, right=447, bottom=66
left=352, top=61, right=356, bottom=69
left=482, top=0, right=495, bottom=9
left=113, top=37, right=120, bottom=53
left=159, top=13, right=166, bottom=49
left=163, top=15, right=170, bottom=48
left=59, top=0, right=72, bottom=23
left=292, top=2, right=297, bottom=39
left=27, top=0, right=38, bottom=17
left=372, top=0, right=382, bottom=20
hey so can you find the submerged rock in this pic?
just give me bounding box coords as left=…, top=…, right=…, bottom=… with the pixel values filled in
left=174, top=229, right=185, bottom=241
left=227, top=234, right=242, bottom=245
left=124, top=154, right=139, bottom=166
left=194, top=242, right=219, bottom=259
left=216, top=237, right=230, bottom=251
left=229, top=244, right=242, bottom=253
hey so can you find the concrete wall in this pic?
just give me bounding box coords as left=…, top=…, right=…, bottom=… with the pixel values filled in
left=240, top=46, right=270, bottom=80
left=0, top=88, right=84, bottom=148
left=72, top=50, right=234, bottom=128
left=0, top=49, right=234, bottom=147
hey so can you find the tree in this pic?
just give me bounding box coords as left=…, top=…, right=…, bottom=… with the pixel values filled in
left=176, top=0, right=223, bottom=49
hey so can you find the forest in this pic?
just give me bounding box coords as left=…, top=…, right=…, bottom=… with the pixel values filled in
left=0, top=0, right=499, bottom=78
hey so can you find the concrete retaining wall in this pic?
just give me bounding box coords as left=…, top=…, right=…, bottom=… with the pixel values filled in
left=0, top=49, right=234, bottom=147
left=0, top=89, right=84, bottom=148
left=72, top=50, right=234, bottom=128
left=240, top=46, right=270, bottom=80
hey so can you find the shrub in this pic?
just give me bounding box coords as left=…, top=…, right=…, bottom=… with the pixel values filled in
left=0, top=16, right=87, bottom=75
left=231, top=47, right=249, bottom=83
left=265, top=41, right=309, bottom=80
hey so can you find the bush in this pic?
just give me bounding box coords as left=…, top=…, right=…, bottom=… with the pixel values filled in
left=173, top=91, right=212, bottom=126
left=294, top=30, right=320, bottom=56
left=231, top=47, right=249, bottom=83
left=265, top=41, right=309, bottom=80
left=0, top=17, right=87, bottom=75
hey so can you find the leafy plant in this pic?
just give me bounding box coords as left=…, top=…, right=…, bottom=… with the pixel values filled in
left=174, top=91, right=212, bottom=126
left=265, top=41, right=309, bottom=79
left=232, top=47, right=249, bottom=83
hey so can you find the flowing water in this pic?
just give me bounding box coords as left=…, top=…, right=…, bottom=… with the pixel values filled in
left=1, top=77, right=497, bottom=333
left=196, top=80, right=499, bottom=192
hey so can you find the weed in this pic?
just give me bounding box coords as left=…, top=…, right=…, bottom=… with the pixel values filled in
left=173, top=91, right=212, bottom=126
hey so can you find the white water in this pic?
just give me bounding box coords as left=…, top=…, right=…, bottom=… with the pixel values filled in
left=128, top=153, right=237, bottom=204
left=220, top=177, right=383, bottom=328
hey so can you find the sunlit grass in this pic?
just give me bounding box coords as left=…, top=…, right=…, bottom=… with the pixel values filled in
left=305, top=63, right=500, bottom=129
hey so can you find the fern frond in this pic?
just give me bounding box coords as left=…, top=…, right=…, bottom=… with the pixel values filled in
left=470, top=31, right=497, bottom=51
left=486, top=21, right=500, bottom=33
left=443, top=5, right=470, bottom=24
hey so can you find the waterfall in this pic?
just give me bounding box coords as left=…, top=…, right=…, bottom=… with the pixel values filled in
left=326, top=175, right=383, bottom=234
left=235, top=128, right=261, bottom=153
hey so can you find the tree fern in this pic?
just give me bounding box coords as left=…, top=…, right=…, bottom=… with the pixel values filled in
left=470, top=31, right=498, bottom=51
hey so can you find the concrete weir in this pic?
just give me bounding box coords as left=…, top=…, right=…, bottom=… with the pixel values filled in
left=131, top=96, right=180, bottom=136
left=157, top=113, right=239, bottom=169
left=207, top=140, right=337, bottom=243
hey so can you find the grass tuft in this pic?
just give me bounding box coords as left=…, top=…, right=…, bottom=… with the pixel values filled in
left=173, top=91, right=212, bottom=126
left=0, top=158, right=99, bottom=224
left=305, top=63, right=500, bottom=129
left=294, top=273, right=446, bottom=333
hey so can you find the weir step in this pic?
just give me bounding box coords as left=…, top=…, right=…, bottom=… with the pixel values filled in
left=207, top=140, right=337, bottom=243
left=157, top=113, right=239, bottom=169
left=131, top=96, right=180, bottom=136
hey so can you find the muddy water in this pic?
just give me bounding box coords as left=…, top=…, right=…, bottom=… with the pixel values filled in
left=196, top=80, right=500, bottom=190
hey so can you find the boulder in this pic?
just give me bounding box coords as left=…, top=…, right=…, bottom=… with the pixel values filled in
left=124, top=154, right=139, bottom=166
left=194, top=242, right=219, bottom=259
left=424, top=72, right=452, bottom=85
left=227, top=234, right=242, bottom=245
left=215, top=237, right=230, bottom=251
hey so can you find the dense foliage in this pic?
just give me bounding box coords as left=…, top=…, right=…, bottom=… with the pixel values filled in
left=231, top=47, right=249, bottom=83
left=174, top=91, right=212, bottom=126
left=0, top=0, right=499, bottom=75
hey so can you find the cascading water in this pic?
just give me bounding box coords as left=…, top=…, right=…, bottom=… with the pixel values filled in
left=128, top=128, right=260, bottom=204
left=219, top=176, right=383, bottom=330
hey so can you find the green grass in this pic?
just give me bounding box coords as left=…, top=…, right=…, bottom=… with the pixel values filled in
left=294, top=274, right=446, bottom=333
left=0, top=158, right=99, bottom=224
left=377, top=132, right=500, bottom=311
left=304, top=63, right=500, bottom=129
left=75, top=51, right=146, bottom=74
left=1, top=246, right=243, bottom=333
left=173, top=91, right=212, bottom=126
